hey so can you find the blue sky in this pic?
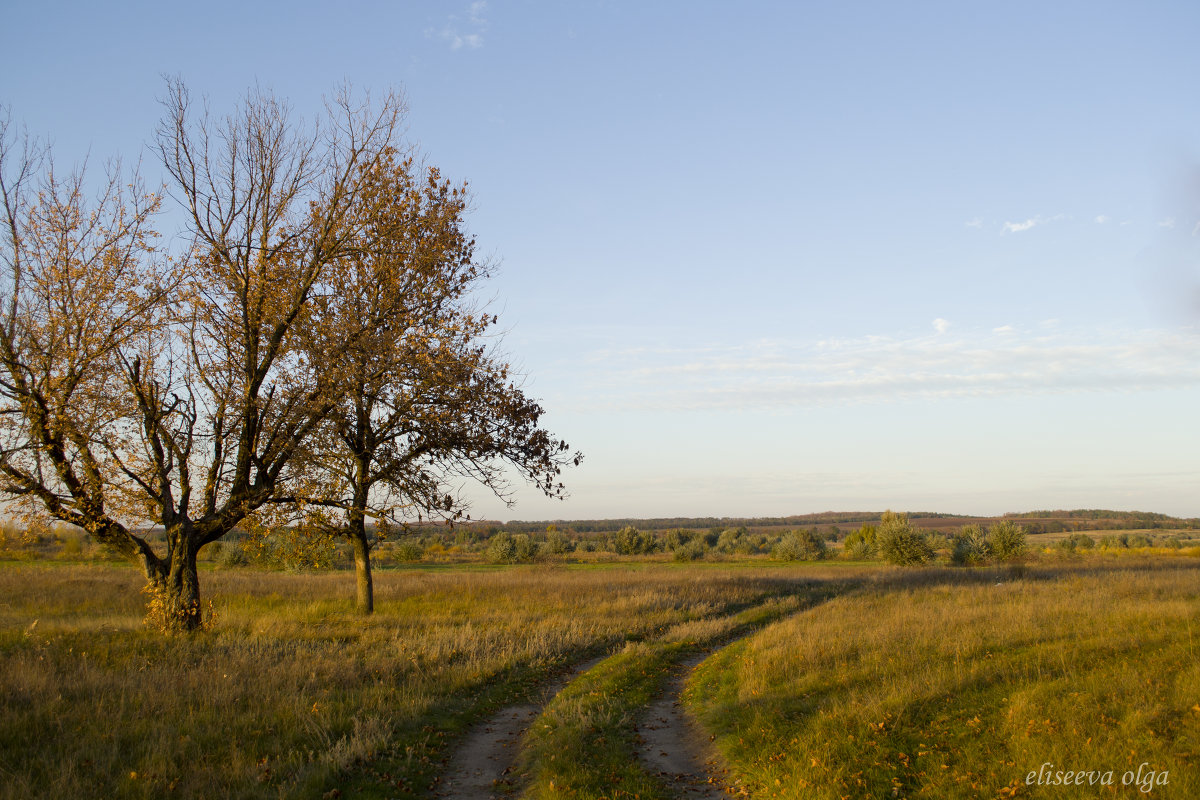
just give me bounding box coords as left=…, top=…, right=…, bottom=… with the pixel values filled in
left=4, top=1, right=1199, bottom=520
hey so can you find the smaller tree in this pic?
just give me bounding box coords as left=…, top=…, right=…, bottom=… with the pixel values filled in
left=950, top=524, right=990, bottom=566
left=986, top=520, right=1027, bottom=562
left=281, top=146, right=579, bottom=612
left=877, top=511, right=934, bottom=566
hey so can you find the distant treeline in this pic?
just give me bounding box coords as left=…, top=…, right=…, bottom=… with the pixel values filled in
left=496, top=511, right=977, bottom=534
left=20, top=508, right=1196, bottom=545
left=1007, top=509, right=1182, bottom=522
left=490, top=509, right=1199, bottom=535
left=1003, top=509, right=1199, bottom=532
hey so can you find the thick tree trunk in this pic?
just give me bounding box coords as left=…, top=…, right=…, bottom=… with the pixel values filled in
left=145, top=530, right=204, bottom=632
left=349, top=524, right=374, bottom=615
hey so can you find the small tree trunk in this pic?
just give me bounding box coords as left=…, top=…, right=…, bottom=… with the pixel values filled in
left=349, top=524, right=374, bottom=615
left=347, top=465, right=375, bottom=615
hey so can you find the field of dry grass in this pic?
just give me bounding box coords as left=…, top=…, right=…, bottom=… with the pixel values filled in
left=0, top=561, right=820, bottom=799
left=4, top=554, right=1197, bottom=799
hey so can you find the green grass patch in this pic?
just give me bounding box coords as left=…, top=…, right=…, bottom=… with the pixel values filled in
left=685, top=561, right=1200, bottom=799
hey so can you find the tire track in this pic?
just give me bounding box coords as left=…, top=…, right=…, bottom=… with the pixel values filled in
left=436, top=655, right=604, bottom=799
left=636, top=651, right=731, bottom=799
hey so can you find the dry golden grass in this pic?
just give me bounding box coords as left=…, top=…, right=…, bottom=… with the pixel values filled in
left=0, top=561, right=821, bottom=799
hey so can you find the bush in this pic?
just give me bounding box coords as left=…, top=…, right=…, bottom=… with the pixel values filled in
left=714, top=527, right=750, bottom=554
left=512, top=534, right=537, bottom=561
left=1100, top=533, right=1141, bottom=550
left=1055, top=533, right=1096, bottom=554
left=843, top=525, right=878, bottom=560
left=673, top=538, right=708, bottom=561
left=214, top=540, right=250, bottom=568
left=542, top=528, right=573, bottom=555
left=246, top=530, right=337, bottom=571
left=877, top=511, right=934, bottom=566
left=57, top=532, right=86, bottom=558
left=662, top=529, right=692, bottom=550
left=393, top=541, right=424, bottom=562
left=485, top=532, right=520, bottom=563
left=1069, top=533, right=1095, bottom=550
left=773, top=529, right=826, bottom=561
left=950, top=524, right=990, bottom=566
left=613, top=526, right=657, bottom=556
left=987, top=521, right=1027, bottom=562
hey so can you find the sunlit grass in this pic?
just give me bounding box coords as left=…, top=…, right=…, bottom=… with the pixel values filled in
left=686, top=560, right=1200, bottom=799
left=0, top=561, right=818, bottom=799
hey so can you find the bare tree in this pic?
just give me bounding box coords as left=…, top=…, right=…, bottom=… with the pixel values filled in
left=0, top=83, right=416, bottom=630
left=0, top=108, right=176, bottom=572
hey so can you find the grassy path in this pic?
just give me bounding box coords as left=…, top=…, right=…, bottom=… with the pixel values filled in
left=515, top=585, right=846, bottom=799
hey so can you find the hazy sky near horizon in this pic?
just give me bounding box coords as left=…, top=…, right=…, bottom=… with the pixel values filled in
left=3, top=1, right=1199, bottom=520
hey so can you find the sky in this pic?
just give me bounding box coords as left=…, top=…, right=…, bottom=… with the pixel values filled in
left=3, top=1, right=1199, bottom=520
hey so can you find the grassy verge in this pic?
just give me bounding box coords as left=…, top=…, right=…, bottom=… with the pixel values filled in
left=685, top=561, right=1200, bottom=799
left=0, top=561, right=822, bottom=799
left=517, top=579, right=851, bottom=799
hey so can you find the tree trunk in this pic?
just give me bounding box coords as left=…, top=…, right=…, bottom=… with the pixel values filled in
left=145, top=531, right=204, bottom=632
left=349, top=521, right=374, bottom=615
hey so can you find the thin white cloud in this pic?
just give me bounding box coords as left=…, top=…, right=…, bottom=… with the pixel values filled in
left=1003, top=218, right=1039, bottom=234
left=933, top=318, right=950, bottom=335
left=577, top=326, right=1200, bottom=411
left=1094, top=215, right=1110, bottom=224
left=431, top=1, right=489, bottom=50
left=1002, top=214, right=1064, bottom=234
left=965, top=217, right=983, bottom=229
left=1158, top=217, right=1175, bottom=228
